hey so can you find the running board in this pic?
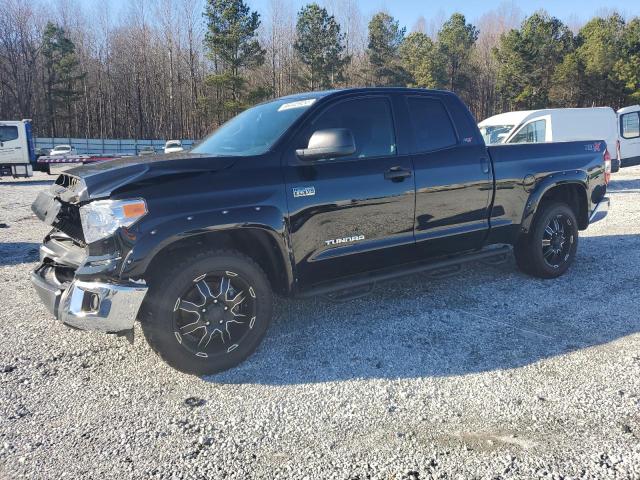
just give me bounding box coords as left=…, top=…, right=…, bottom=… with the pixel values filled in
left=298, top=245, right=512, bottom=299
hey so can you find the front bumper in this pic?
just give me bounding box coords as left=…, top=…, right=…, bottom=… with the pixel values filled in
left=589, top=196, right=610, bottom=224
left=31, top=264, right=147, bottom=332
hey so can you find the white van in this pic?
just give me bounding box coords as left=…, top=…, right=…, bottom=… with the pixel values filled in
left=479, top=106, right=640, bottom=171
left=618, top=106, right=640, bottom=168
left=0, top=119, right=36, bottom=177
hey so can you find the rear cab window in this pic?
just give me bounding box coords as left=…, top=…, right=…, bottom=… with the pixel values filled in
left=405, top=96, right=458, bottom=153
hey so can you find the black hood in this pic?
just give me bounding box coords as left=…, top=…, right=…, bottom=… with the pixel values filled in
left=60, top=152, right=236, bottom=202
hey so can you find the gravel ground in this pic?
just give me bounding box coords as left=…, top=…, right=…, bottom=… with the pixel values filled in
left=0, top=167, right=639, bottom=479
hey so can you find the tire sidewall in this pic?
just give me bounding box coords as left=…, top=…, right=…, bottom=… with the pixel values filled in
left=142, top=252, right=273, bottom=375
left=529, top=202, right=579, bottom=278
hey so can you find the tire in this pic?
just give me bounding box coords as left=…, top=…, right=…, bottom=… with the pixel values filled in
left=141, top=249, right=273, bottom=375
left=514, top=202, right=579, bottom=279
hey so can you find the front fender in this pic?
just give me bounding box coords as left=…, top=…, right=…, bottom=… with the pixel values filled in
left=119, top=205, right=293, bottom=288
left=519, top=171, right=588, bottom=233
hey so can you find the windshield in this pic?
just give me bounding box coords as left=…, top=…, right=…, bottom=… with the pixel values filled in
left=479, top=125, right=515, bottom=145
left=192, top=97, right=317, bottom=156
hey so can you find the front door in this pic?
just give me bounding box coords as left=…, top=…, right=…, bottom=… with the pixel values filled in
left=284, top=95, right=416, bottom=289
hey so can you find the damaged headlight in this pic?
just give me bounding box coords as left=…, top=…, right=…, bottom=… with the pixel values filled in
left=79, top=198, right=147, bottom=243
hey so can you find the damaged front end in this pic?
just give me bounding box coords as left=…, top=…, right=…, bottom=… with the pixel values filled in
left=30, top=173, right=147, bottom=333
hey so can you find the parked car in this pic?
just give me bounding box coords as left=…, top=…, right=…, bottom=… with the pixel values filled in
left=164, top=140, right=184, bottom=154
left=479, top=106, right=640, bottom=171
left=31, top=88, right=610, bottom=375
left=49, top=144, right=76, bottom=156
left=138, top=146, right=156, bottom=156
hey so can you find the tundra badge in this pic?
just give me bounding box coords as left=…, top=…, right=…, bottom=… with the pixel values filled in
left=324, top=235, right=365, bottom=246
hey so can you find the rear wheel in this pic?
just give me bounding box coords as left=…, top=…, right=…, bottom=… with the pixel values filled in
left=514, top=202, right=578, bottom=279
left=141, top=249, right=273, bottom=375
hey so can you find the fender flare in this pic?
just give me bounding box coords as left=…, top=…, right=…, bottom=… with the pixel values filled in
left=120, top=205, right=294, bottom=292
left=519, top=171, right=588, bottom=233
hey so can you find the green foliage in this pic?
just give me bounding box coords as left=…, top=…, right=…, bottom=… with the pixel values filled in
left=495, top=11, right=574, bottom=109
left=399, top=32, right=443, bottom=88
left=203, top=0, right=265, bottom=121
left=615, top=18, right=640, bottom=102
left=367, top=12, right=411, bottom=86
left=41, top=22, right=84, bottom=136
left=549, top=52, right=585, bottom=106
left=437, top=13, right=478, bottom=92
left=294, top=3, right=349, bottom=90
left=576, top=14, right=626, bottom=106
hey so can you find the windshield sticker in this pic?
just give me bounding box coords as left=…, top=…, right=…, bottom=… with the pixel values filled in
left=278, top=99, right=316, bottom=112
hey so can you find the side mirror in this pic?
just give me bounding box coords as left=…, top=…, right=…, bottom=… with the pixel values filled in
left=296, top=128, right=356, bottom=161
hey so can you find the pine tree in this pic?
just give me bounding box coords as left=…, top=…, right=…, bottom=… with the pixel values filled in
left=41, top=22, right=85, bottom=137
left=399, top=32, right=443, bottom=88
left=203, top=0, right=266, bottom=122
left=294, top=3, right=349, bottom=90
left=366, top=13, right=410, bottom=86
left=615, top=18, right=640, bottom=103
left=495, top=11, right=574, bottom=109
left=437, top=13, right=478, bottom=92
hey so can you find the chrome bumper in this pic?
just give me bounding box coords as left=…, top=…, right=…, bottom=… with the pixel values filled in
left=31, top=265, right=147, bottom=332
left=589, top=196, right=610, bottom=224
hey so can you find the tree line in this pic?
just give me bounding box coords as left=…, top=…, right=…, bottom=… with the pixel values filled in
left=0, top=0, right=638, bottom=140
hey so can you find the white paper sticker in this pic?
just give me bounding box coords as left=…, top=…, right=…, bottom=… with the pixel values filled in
left=278, top=98, right=316, bottom=112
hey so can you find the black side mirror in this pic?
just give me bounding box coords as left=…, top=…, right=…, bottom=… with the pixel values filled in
left=296, top=128, right=356, bottom=161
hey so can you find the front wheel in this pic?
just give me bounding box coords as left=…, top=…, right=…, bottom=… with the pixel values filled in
left=514, top=202, right=579, bottom=279
left=141, top=249, right=273, bottom=375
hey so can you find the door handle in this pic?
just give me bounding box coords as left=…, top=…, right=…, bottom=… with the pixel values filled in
left=384, top=166, right=412, bottom=181
left=480, top=157, right=490, bottom=174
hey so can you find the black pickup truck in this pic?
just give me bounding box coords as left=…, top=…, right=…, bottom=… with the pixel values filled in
left=31, top=88, right=610, bottom=375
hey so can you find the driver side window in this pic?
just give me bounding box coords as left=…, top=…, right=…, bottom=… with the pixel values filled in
left=301, top=97, right=396, bottom=160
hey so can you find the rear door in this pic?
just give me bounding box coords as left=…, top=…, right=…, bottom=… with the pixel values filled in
left=0, top=122, right=25, bottom=165
left=404, top=94, right=493, bottom=258
left=618, top=107, right=640, bottom=167
left=283, top=94, right=416, bottom=288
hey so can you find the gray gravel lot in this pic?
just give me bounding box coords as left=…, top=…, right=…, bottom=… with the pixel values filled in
left=0, top=167, right=639, bottom=479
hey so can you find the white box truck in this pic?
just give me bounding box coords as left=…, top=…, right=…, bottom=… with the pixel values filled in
left=478, top=106, right=640, bottom=171
left=0, top=119, right=37, bottom=178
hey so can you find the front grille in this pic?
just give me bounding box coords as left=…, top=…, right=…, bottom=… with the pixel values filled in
left=52, top=202, right=86, bottom=245
left=55, top=173, right=81, bottom=190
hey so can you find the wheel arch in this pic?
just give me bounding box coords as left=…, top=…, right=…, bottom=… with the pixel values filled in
left=121, top=206, right=295, bottom=295
left=140, top=227, right=293, bottom=295
left=521, top=176, right=589, bottom=233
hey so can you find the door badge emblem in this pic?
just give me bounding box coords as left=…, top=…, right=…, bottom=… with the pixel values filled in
left=293, top=186, right=316, bottom=198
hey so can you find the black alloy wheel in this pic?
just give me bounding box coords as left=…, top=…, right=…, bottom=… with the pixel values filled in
left=141, top=249, right=273, bottom=375
left=541, top=213, right=574, bottom=269
left=172, top=271, right=257, bottom=359
left=514, top=201, right=579, bottom=279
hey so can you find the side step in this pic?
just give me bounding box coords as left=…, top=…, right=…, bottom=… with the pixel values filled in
left=298, top=245, right=512, bottom=299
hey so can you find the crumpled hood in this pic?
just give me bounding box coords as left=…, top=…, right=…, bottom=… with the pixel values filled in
left=58, top=152, right=236, bottom=202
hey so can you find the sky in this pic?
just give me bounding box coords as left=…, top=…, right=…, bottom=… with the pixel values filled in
left=245, top=0, right=639, bottom=30
left=52, top=0, right=640, bottom=32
